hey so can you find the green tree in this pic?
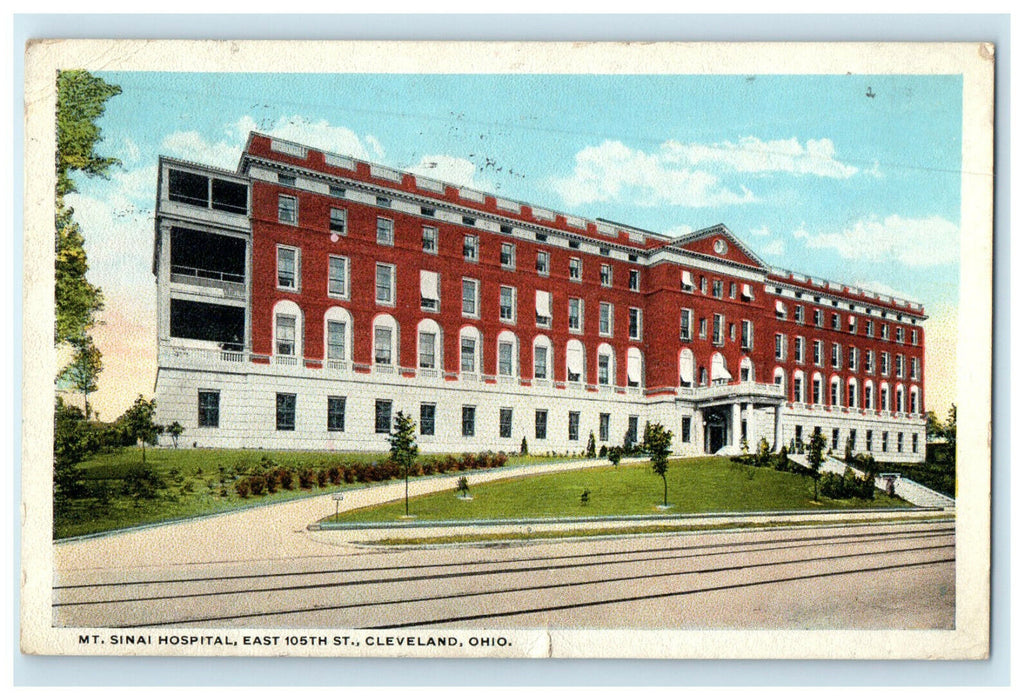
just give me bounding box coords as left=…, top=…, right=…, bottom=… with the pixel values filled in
left=925, top=410, right=945, bottom=439
left=607, top=445, right=623, bottom=467
left=59, top=337, right=102, bottom=418
left=945, top=404, right=957, bottom=448
left=642, top=422, right=674, bottom=507
left=388, top=411, right=418, bottom=517
left=586, top=431, right=597, bottom=458
left=167, top=421, right=184, bottom=449
left=120, top=395, right=160, bottom=464
left=805, top=429, right=827, bottom=501
left=53, top=398, right=89, bottom=504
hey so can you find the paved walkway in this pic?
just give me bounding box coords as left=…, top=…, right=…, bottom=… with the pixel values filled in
left=54, top=457, right=633, bottom=573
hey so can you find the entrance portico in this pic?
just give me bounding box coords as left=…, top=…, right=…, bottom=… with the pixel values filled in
left=677, top=381, right=786, bottom=455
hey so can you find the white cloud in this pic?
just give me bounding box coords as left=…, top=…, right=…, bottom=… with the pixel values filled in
left=161, top=131, right=242, bottom=170
left=662, top=136, right=859, bottom=179
left=552, top=139, right=756, bottom=208
left=663, top=224, right=696, bottom=239
left=750, top=225, right=772, bottom=237
left=803, top=214, right=960, bottom=267
left=407, top=154, right=493, bottom=191
left=230, top=115, right=376, bottom=163
left=760, top=238, right=786, bottom=257
left=853, top=279, right=914, bottom=300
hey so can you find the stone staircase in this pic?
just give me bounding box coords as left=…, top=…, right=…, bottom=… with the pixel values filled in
left=787, top=453, right=954, bottom=509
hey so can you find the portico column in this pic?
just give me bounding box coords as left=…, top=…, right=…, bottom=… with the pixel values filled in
left=731, top=402, right=742, bottom=450
left=773, top=403, right=783, bottom=451
left=746, top=402, right=755, bottom=449
left=693, top=408, right=704, bottom=454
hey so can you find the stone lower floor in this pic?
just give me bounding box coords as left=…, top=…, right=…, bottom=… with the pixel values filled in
left=154, top=364, right=926, bottom=463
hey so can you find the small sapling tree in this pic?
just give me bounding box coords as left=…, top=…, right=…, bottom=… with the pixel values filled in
left=388, top=411, right=418, bottom=517
left=456, top=476, right=470, bottom=498
left=586, top=431, right=597, bottom=458
left=805, top=429, right=827, bottom=501
left=607, top=445, right=623, bottom=467
left=121, top=395, right=160, bottom=464
left=520, top=436, right=529, bottom=456
left=167, top=421, right=184, bottom=449
left=643, top=422, right=674, bottom=507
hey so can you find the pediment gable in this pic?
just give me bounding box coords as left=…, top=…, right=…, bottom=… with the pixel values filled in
left=669, top=224, right=767, bottom=270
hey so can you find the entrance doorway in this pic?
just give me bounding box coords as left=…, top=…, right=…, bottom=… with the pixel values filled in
left=704, top=410, right=727, bottom=454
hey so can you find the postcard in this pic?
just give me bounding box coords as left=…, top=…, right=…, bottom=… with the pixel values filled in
left=21, top=39, right=994, bottom=659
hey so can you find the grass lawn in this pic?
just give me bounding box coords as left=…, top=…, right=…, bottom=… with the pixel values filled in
left=330, top=457, right=912, bottom=524
left=55, top=447, right=582, bottom=540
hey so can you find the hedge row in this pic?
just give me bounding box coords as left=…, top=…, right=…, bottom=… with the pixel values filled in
left=233, top=452, right=508, bottom=498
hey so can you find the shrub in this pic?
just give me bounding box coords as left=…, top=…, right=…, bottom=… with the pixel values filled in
left=235, top=479, right=250, bottom=498
left=586, top=432, right=597, bottom=458
left=298, top=468, right=315, bottom=490
left=327, top=465, right=342, bottom=485
left=456, top=476, right=470, bottom=496
left=316, top=469, right=328, bottom=488
left=580, top=488, right=591, bottom=506
left=122, top=463, right=164, bottom=500
left=607, top=446, right=623, bottom=467
left=599, top=444, right=608, bottom=458
left=263, top=471, right=278, bottom=495
left=775, top=446, right=791, bottom=472
left=248, top=475, right=266, bottom=496
left=343, top=465, right=356, bottom=484
left=520, top=437, right=529, bottom=456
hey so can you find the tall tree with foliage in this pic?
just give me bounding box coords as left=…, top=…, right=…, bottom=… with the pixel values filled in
left=642, top=422, right=673, bottom=507
left=59, top=337, right=103, bottom=418
left=805, top=429, right=827, bottom=501
left=120, top=395, right=161, bottom=464
left=55, top=70, right=121, bottom=351
left=388, top=411, right=419, bottom=517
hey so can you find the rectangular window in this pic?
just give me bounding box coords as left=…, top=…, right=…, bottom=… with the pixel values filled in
left=329, top=185, right=346, bottom=198
left=912, top=357, right=921, bottom=380
left=534, top=345, right=549, bottom=379
left=598, top=354, right=611, bottom=385
left=775, top=333, right=786, bottom=360
left=712, top=314, right=724, bottom=346
left=376, top=217, right=394, bottom=246
left=794, top=305, right=804, bottom=324
left=627, top=416, right=639, bottom=445
left=420, top=270, right=440, bottom=312
left=629, top=308, right=642, bottom=340
left=813, top=340, right=823, bottom=366
left=699, top=317, right=708, bottom=340
left=896, top=354, right=904, bottom=378
left=599, top=264, right=612, bottom=287
left=880, top=352, right=890, bottom=375
left=536, top=251, right=550, bottom=276
left=681, top=415, right=691, bottom=443
left=865, top=430, right=873, bottom=452
left=275, top=314, right=296, bottom=356
left=330, top=207, right=347, bottom=234
left=680, top=309, right=693, bottom=341
left=500, top=242, right=515, bottom=269
left=865, top=350, right=874, bottom=373
left=895, top=327, right=904, bottom=343
left=374, top=327, right=393, bottom=365
left=712, top=279, right=723, bottom=298
left=535, top=409, right=548, bottom=440
left=198, top=390, right=219, bottom=428
left=881, top=323, right=889, bottom=340
left=913, top=433, right=919, bottom=453
left=629, top=269, right=640, bottom=291
left=327, top=397, right=347, bottom=432
left=499, top=408, right=513, bottom=439
left=375, top=263, right=395, bottom=305
left=277, top=246, right=298, bottom=290
left=328, top=256, right=349, bottom=298
left=599, top=413, right=611, bottom=442
left=326, top=320, right=347, bottom=361
left=463, top=234, right=479, bottom=262
left=831, top=428, right=839, bottom=451
left=741, top=320, right=753, bottom=350
left=866, top=320, right=874, bottom=337
left=278, top=194, right=297, bottom=224
left=569, top=298, right=583, bottom=333
left=462, top=278, right=480, bottom=318
left=276, top=393, right=296, bottom=431
left=793, top=376, right=803, bottom=403
left=599, top=302, right=613, bottom=337
left=499, top=286, right=516, bottom=323
left=897, top=432, right=904, bottom=452
left=911, top=329, right=920, bottom=345
left=422, top=226, right=438, bottom=254
left=498, top=341, right=515, bottom=377
left=535, top=290, right=552, bottom=328
left=882, top=431, right=889, bottom=452
left=813, top=309, right=823, bottom=327
left=420, top=403, right=435, bottom=436
left=849, top=346, right=858, bottom=371
left=568, top=411, right=581, bottom=441
left=375, top=399, right=392, bottom=434
left=418, top=331, right=436, bottom=369
left=832, top=343, right=841, bottom=368
left=794, top=336, right=805, bottom=364
left=460, top=337, right=477, bottom=373
left=831, top=314, right=841, bottom=331
left=569, top=257, right=582, bottom=281
left=376, top=195, right=390, bottom=207
left=729, top=282, right=737, bottom=300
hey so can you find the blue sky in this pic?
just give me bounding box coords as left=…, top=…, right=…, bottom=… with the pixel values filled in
left=67, top=71, right=963, bottom=418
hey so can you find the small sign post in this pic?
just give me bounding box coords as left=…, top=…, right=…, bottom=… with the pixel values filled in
left=332, top=492, right=346, bottom=521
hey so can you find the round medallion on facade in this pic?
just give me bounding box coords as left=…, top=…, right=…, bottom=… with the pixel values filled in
left=713, top=238, right=728, bottom=255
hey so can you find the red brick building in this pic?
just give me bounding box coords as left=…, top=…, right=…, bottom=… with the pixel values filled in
left=153, top=132, right=926, bottom=460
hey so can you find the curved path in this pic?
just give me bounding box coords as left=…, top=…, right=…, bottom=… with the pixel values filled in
left=54, top=457, right=631, bottom=573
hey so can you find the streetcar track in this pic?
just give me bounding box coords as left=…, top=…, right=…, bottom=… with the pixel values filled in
left=53, top=530, right=954, bottom=609
left=54, top=523, right=954, bottom=592
left=373, top=556, right=957, bottom=629
left=83, top=542, right=954, bottom=627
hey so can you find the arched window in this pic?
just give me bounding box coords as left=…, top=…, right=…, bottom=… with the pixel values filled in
left=679, top=348, right=696, bottom=388
left=272, top=299, right=303, bottom=360
left=848, top=377, right=858, bottom=408
left=793, top=370, right=806, bottom=404
left=773, top=366, right=786, bottom=392
left=459, top=325, right=483, bottom=375
left=372, top=313, right=399, bottom=367
left=830, top=375, right=841, bottom=407
left=416, top=318, right=442, bottom=371
left=895, top=384, right=905, bottom=413
left=812, top=372, right=823, bottom=405
left=864, top=380, right=874, bottom=409
left=880, top=382, right=890, bottom=412
left=597, top=343, right=615, bottom=386
left=533, top=335, right=553, bottom=381
left=909, top=386, right=921, bottom=414
left=324, top=306, right=353, bottom=368
left=566, top=339, right=586, bottom=383
left=496, top=330, right=519, bottom=378
left=627, top=347, right=644, bottom=388
left=711, top=352, right=731, bottom=385
left=739, top=356, right=754, bottom=383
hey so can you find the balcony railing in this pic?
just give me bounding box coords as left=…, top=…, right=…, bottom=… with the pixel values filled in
left=677, top=381, right=786, bottom=402
left=170, top=265, right=246, bottom=300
